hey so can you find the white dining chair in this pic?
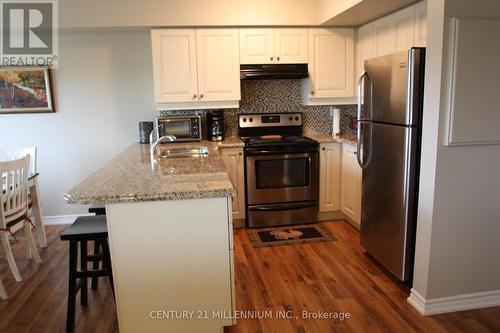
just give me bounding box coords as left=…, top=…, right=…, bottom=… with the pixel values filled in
left=1, top=156, right=42, bottom=283
left=0, top=147, right=37, bottom=175
left=0, top=147, right=47, bottom=248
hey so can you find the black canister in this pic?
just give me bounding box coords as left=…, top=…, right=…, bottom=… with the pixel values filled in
left=139, top=121, right=154, bottom=143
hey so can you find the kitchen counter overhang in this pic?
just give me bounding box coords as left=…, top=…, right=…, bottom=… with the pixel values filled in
left=65, top=142, right=237, bottom=205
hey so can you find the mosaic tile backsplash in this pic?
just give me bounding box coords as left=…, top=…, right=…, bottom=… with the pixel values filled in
left=159, top=79, right=358, bottom=137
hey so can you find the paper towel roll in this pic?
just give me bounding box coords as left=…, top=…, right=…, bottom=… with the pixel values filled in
left=332, top=108, right=340, bottom=136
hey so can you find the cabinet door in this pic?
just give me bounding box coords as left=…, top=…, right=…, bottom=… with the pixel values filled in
left=374, top=6, right=415, bottom=57
left=319, top=143, right=342, bottom=212
left=393, top=5, right=416, bottom=52
left=196, top=29, right=241, bottom=101
left=414, top=1, right=427, bottom=47
left=356, top=23, right=376, bottom=88
left=274, top=28, right=308, bottom=64
left=341, top=144, right=362, bottom=226
left=151, top=29, right=198, bottom=103
left=220, top=148, right=246, bottom=220
left=239, top=29, right=275, bottom=64
left=308, top=28, right=354, bottom=98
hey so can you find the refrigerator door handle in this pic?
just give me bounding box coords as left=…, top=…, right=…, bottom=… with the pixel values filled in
left=357, top=70, right=374, bottom=169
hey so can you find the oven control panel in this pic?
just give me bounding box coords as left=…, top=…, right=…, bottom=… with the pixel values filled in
left=239, top=113, right=302, bottom=128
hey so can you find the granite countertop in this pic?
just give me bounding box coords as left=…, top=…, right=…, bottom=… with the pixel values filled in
left=65, top=139, right=241, bottom=205
left=213, top=136, right=245, bottom=148
left=306, top=134, right=358, bottom=145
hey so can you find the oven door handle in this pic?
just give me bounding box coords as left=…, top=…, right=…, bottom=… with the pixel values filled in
left=249, top=201, right=317, bottom=211
left=246, top=152, right=316, bottom=159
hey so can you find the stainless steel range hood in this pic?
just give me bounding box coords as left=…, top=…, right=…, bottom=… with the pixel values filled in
left=240, top=64, right=309, bottom=80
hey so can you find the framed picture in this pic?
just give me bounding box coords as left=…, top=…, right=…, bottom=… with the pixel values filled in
left=0, top=67, right=54, bottom=114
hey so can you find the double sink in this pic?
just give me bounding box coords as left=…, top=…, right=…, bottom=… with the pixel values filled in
left=157, top=146, right=209, bottom=158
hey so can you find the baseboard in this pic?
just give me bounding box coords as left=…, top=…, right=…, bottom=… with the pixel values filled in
left=43, top=213, right=93, bottom=225
left=233, top=218, right=246, bottom=229
left=408, top=288, right=500, bottom=315
left=317, top=211, right=360, bottom=230
left=317, top=210, right=346, bottom=222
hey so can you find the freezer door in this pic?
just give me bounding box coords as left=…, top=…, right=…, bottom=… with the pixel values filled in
left=364, top=48, right=424, bottom=126
left=360, top=123, right=419, bottom=282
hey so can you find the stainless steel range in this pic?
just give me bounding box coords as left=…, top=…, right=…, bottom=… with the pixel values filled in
left=239, top=113, right=319, bottom=228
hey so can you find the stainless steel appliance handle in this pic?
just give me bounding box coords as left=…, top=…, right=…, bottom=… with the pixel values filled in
left=248, top=201, right=317, bottom=211
left=246, top=153, right=315, bottom=160
left=357, top=70, right=373, bottom=169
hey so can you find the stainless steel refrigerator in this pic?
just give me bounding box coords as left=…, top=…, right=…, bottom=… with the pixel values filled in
left=357, top=48, right=425, bottom=283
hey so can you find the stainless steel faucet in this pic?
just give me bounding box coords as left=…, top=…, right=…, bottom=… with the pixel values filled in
left=150, top=124, right=176, bottom=167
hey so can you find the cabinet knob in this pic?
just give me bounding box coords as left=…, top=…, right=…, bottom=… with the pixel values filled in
left=277, top=56, right=280, bottom=61
left=311, top=91, right=314, bottom=95
left=238, top=152, right=242, bottom=156
left=200, top=94, right=204, bottom=99
left=322, top=147, right=326, bottom=151
left=193, top=94, right=197, bottom=99
left=270, top=56, right=273, bottom=61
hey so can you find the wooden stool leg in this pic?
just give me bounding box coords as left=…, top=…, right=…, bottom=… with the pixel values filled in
left=80, top=240, right=88, bottom=306
left=66, top=240, right=78, bottom=332
left=91, top=240, right=100, bottom=290
left=102, top=240, right=115, bottom=299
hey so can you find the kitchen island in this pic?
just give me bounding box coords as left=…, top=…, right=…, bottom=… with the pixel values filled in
left=65, top=142, right=238, bottom=333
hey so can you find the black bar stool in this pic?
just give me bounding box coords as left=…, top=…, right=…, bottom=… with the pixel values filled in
left=60, top=215, right=114, bottom=332
left=88, top=206, right=106, bottom=289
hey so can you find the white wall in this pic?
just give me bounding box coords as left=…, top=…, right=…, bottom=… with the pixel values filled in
left=412, top=0, right=500, bottom=308
left=60, top=0, right=320, bottom=28
left=0, top=30, right=156, bottom=216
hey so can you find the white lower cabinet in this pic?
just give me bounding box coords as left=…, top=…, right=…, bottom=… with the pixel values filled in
left=319, top=143, right=342, bottom=212
left=340, top=143, right=362, bottom=226
left=220, top=148, right=246, bottom=220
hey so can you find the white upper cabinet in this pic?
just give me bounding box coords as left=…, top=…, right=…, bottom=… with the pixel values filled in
left=239, top=29, right=275, bottom=64
left=356, top=23, right=376, bottom=84
left=152, top=28, right=240, bottom=110
left=151, top=29, right=198, bottom=103
left=392, top=5, right=416, bottom=52
left=196, top=29, right=240, bottom=102
left=355, top=2, right=427, bottom=97
left=304, top=28, right=354, bottom=102
left=414, top=0, right=427, bottom=47
left=373, top=5, right=415, bottom=57
left=274, top=29, right=308, bottom=63
left=239, top=28, right=308, bottom=64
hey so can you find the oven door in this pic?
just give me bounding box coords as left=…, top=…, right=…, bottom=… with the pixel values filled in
left=246, top=152, right=319, bottom=205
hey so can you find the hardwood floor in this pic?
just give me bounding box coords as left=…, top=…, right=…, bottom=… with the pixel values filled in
left=0, top=225, right=118, bottom=333
left=1, top=221, right=499, bottom=333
